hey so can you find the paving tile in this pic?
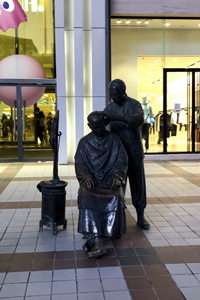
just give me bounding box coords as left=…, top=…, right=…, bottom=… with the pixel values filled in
left=115, top=247, right=136, bottom=257
left=29, top=270, right=53, bottom=282
left=181, top=287, right=200, bottom=300
left=172, top=274, right=200, bottom=287
left=150, top=275, right=177, bottom=288
left=52, top=280, right=77, bottom=294
left=53, top=269, right=76, bottom=281
left=102, top=278, right=128, bottom=291
left=99, top=266, right=124, bottom=278
left=165, top=263, right=191, bottom=275
left=130, top=289, right=158, bottom=300
left=4, top=271, right=29, bottom=283
left=126, top=277, right=152, bottom=289
left=187, top=263, right=200, bottom=274
left=52, top=295, right=77, bottom=300
left=144, top=265, right=169, bottom=276
left=77, top=267, right=99, bottom=279
left=156, top=288, right=186, bottom=300
left=104, top=291, right=132, bottom=300
left=77, top=279, right=102, bottom=293
left=122, top=266, right=146, bottom=277
left=139, top=255, right=162, bottom=265
left=78, top=293, right=104, bottom=300
left=0, top=283, right=27, bottom=298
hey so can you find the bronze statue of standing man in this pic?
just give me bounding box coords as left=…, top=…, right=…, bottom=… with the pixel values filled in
left=104, top=79, right=150, bottom=229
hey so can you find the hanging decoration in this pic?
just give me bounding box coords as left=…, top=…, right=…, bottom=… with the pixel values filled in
left=0, top=55, right=47, bottom=107
left=0, top=0, right=27, bottom=32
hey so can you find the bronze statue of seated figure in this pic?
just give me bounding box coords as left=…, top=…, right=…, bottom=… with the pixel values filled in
left=75, top=111, right=128, bottom=258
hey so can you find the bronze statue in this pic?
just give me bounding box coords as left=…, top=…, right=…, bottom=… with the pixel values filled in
left=49, top=110, right=62, bottom=183
left=75, top=111, right=128, bottom=258
left=104, top=79, right=150, bottom=230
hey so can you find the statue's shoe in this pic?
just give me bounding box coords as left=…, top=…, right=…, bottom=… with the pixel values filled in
left=82, top=238, right=94, bottom=254
left=87, top=237, right=106, bottom=259
left=137, top=217, right=150, bottom=230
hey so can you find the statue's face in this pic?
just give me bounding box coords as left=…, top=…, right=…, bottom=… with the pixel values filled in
left=89, top=116, right=107, bottom=138
left=109, top=85, right=125, bottom=106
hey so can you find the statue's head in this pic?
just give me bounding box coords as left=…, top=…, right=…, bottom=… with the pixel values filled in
left=109, top=79, right=126, bottom=106
left=87, top=111, right=109, bottom=137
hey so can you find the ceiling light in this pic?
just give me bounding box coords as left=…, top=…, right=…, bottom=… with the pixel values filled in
left=147, top=71, right=152, bottom=75
left=165, top=23, right=170, bottom=27
left=117, top=20, right=121, bottom=24
left=198, top=24, right=200, bottom=27
left=126, top=20, right=130, bottom=24
left=137, top=20, right=141, bottom=24
left=145, top=20, right=149, bottom=24
left=38, top=5, right=44, bottom=12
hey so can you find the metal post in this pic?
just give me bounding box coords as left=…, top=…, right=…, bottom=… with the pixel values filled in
left=16, top=86, right=23, bottom=160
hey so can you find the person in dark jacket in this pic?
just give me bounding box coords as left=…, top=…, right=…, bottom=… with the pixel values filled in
left=104, top=79, right=150, bottom=230
left=75, top=111, right=128, bottom=258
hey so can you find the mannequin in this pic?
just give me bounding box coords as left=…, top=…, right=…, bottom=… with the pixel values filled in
left=140, top=94, right=154, bottom=152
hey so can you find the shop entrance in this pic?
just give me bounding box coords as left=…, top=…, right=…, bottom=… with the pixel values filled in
left=0, top=79, right=56, bottom=161
left=163, top=68, right=200, bottom=153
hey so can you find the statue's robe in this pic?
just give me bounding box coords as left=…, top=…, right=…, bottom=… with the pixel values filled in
left=75, top=130, right=128, bottom=237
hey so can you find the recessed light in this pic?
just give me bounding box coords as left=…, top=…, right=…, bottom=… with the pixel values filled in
left=137, top=20, right=141, bottom=24
left=165, top=23, right=170, bottom=27
left=117, top=20, right=121, bottom=24
left=145, top=20, right=149, bottom=24
left=126, top=20, right=130, bottom=24
left=38, top=5, right=44, bottom=12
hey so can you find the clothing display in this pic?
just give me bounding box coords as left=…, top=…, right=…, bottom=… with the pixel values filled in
left=140, top=96, right=154, bottom=151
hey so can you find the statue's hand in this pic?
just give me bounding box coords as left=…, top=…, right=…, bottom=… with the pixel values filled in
left=111, top=177, right=121, bottom=189
left=105, top=113, right=126, bottom=123
left=104, top=113, right=117, bottom=121
left=83, top=177, right=95, bottom=190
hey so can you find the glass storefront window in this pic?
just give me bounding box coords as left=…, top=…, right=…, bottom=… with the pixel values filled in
left=111, top=17, right=200, bottom=154
left=0, top=0, right=55, bottom=78
left=0, top=85, right=56, bottom=160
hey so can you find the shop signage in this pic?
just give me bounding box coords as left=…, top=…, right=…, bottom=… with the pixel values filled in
left=174, top=103, right=181, bottom=113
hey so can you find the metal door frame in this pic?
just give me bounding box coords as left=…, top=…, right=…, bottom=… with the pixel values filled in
left=0, top=78, right=56, bottom=161
left=163, top=68, right=200, bottom=154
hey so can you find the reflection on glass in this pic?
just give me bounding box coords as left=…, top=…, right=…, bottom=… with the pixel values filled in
left=0, top=102, right=18, bottom=159
left=0, top=0, right=55, bottom=78
left=22, top=87, right=56, bottom=159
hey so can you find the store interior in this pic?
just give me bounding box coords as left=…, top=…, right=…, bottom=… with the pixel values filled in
left=111, top=18, right=200, bottom=154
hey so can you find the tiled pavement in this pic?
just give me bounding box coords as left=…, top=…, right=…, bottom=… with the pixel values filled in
left=0, top=160, right=200, bottom=299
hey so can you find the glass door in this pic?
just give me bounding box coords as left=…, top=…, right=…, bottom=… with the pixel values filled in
left=22, top=86, right=56, bottom=159
left=0, top=82, right=56, bottom=161
left=0, top=86, right=19, bottom=159
left=164, top=69, right=200, bottom=153
left=195, top=72, right=200, bottom=152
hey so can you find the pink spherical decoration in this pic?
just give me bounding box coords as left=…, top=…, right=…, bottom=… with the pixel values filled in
left=0, top=55, right=46, bottom=107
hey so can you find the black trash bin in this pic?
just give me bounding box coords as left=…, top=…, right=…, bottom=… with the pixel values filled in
left=37, top=180, right=68, bottom=235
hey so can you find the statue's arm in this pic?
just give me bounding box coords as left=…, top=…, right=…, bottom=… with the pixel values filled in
left=111, top=139, right=128, bottom=188
left=104, top=101, right=144, bottom=127
left=75, top=141, right=95, bottom=190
